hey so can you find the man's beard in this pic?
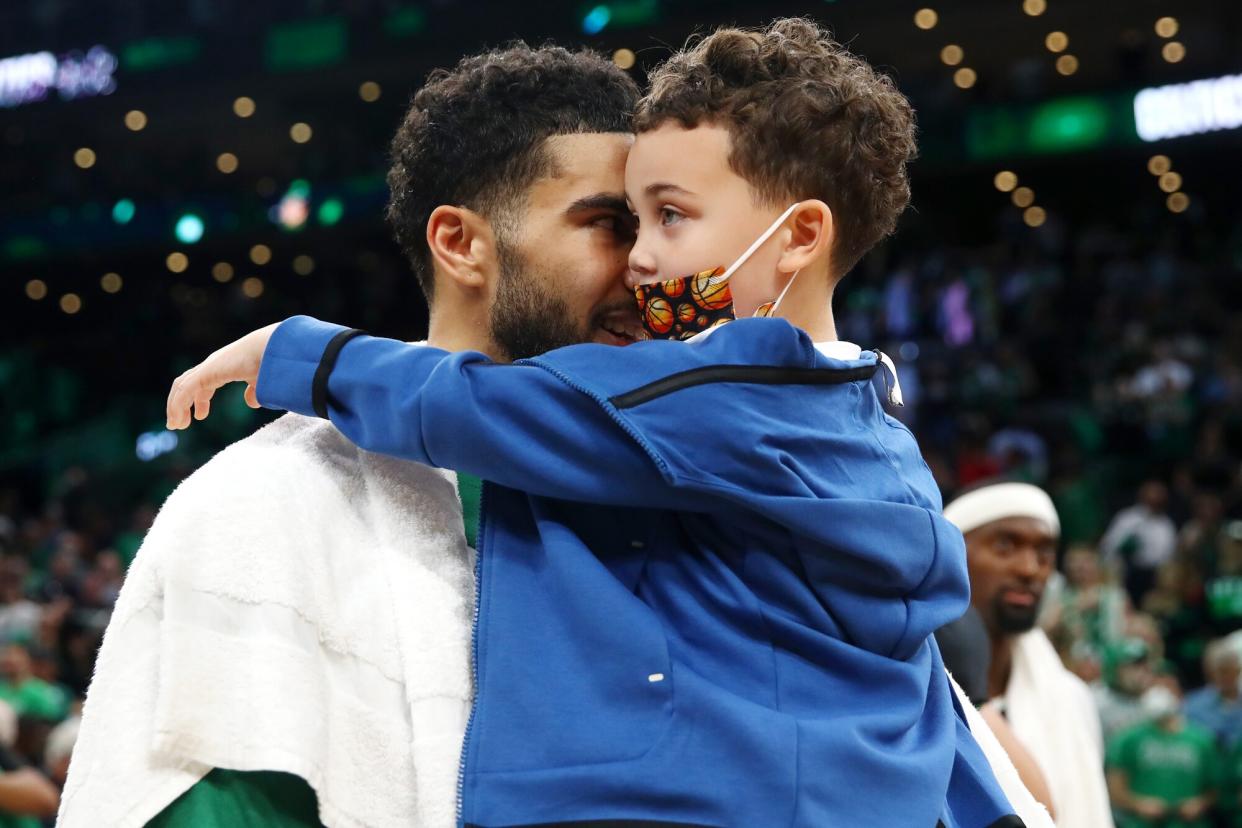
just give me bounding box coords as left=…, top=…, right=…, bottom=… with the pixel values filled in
left=991, top=594, right=1039, bottom=635
left=489, top=239, right=594, bottom=361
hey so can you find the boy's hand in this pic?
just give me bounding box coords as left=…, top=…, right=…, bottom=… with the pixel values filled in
left=166, top=323, right=279, bottom=430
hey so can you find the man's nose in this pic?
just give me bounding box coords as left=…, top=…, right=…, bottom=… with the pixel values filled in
left=1012, top=547, right=1042, bottom=579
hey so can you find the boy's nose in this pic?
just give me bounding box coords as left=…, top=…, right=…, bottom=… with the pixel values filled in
left=626, top=248, right=657, bottom=290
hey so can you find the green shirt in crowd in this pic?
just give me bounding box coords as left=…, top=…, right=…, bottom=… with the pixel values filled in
left=0, top=811, right=41, bottom=828
left=1219, top=739, right=1242, bottom=828
left=1107, top=719, right=1220, bottom=828
left=0, top=678, right=69, bottom=723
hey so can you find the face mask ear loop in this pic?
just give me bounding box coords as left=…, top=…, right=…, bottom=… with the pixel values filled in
left=710, top=202, right=802, bottom=285
left=767, top=269, right=800, bottom=318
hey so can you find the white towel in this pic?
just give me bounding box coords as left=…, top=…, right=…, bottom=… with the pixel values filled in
left=948, top=674, right=1055, bottom=828
left=1005, top=629, right=1115, bottom=828
left=58, top=413, right=475, bottom=828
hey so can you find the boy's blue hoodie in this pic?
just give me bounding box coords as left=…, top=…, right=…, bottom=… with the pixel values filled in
left=256, top=315, right=1020, bottom=828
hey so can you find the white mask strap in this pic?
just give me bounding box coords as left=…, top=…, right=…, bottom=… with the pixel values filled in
left=768, top=269, right=800, bottom=317
left=712, top=202, right=801, bottom=284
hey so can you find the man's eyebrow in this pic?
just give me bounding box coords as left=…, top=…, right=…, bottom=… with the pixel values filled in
left=644, top=182, right=695, bottom=198
left=565, top=193, right=630, bottom=214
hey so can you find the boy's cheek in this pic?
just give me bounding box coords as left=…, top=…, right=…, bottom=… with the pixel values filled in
left=645, top=244, right=719, bottom=282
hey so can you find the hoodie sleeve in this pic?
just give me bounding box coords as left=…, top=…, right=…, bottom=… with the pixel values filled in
left=256, top=316, right=688, bottom=508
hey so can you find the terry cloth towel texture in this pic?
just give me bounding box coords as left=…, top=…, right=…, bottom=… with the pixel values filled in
left=58, top=413, right=475, bottom=828
left=948, top=674, right=1054, bottom=828
left=1005, top=628, right=1115, bottom=828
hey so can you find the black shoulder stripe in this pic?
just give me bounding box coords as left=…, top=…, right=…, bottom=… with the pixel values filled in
left=608, top=363, right=878, bottom=410
left=467, top=821, right=721, bottom=827
left=936, top=818, right=1027, bottom=828
left=312, top=328, right=367, bottom=419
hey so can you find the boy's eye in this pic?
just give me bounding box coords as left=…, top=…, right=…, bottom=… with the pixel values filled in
left=659, top=207, right=684, bottom=227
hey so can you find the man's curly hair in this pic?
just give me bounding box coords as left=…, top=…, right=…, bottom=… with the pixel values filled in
left=635, top=18, right=918, bottom=278
left=387, top=44, right=639, bottom=302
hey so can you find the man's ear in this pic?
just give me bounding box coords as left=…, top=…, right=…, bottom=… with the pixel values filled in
left=777, top=199, right=834, bottom=275
left=426, top=205, right=499, bottom=293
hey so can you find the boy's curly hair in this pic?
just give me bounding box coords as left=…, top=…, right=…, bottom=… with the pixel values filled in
left=387, top=44, right=639, bottom=302
left=635, top=18, right=918, bottom=278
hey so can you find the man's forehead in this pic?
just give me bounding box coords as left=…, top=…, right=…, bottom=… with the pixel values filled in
left=520, top=133, right=631, bottom=215
left=969, top=516, right=1057, bottom=546
left=542, top=132, right=632, bottom=186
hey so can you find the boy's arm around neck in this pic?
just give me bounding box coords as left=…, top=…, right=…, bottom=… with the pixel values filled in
left=256, top=315, right=696, bottom=508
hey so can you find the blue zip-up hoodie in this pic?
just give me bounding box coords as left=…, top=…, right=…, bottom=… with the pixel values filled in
left=256, top=315, right=1021, bottom=828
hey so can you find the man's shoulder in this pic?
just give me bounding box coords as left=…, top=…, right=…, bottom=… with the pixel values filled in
left=1019, top=629, right=1095, bottom=695
left=1058, top=662, right=1096, bottom=705
left=212, top=411, right=360, bottom=467
left=135, top=412, right=466, bottom=608
left=152, top=413, right=458, bottom=544
left=171, top=413, right=449, bottom=500
left=158, top=415, right=342, bottom=505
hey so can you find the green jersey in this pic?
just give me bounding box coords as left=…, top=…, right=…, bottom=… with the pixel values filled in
left=0, top=811, right=41, bottom=828
left=147, top=769, right=321, bottom=828
left=1219, top=738, right=1242, bottom=828
left=1106, top=719, right=1219, bottom=828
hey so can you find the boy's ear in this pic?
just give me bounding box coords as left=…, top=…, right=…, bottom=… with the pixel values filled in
left=778, top=199, right=834, bottom=276
left=425, top=205, right=499, bottom=293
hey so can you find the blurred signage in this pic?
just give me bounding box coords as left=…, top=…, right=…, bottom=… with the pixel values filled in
left=136, top=430, right=179, bottom=462
left=966, top=94, right=1137, bottom=161
left=1134, top=73, right=1242, bottom=142
left=0, top=46, right=117, bottom=108
left=266, top=17, right=347, bottom=71
left=121, top=36, right=201, bottom=72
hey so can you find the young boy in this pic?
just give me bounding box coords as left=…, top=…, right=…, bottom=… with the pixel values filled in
left=168, top=19, right=1021, bottom=828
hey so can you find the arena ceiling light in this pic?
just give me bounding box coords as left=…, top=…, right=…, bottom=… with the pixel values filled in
left=913, top=9, right=938, bottom=30
left=175, top=214, right=205, bottom=244
left=1134, top=74, right=1242, bottom=142
left=112, top=199, right=136, bottom=224
left=0, top=46, right=117, bottom=108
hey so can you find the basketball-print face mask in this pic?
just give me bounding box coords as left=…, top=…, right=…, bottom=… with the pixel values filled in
left=634, top=202, right=801, bottom=341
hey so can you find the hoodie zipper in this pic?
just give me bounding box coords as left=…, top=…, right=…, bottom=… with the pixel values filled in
left=457, top=481, right=487, bottom=827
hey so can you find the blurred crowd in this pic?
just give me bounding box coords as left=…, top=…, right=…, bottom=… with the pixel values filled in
left=840, top=203, right=1242, bottom=825
left=0, top=201, right=1240, bottom=825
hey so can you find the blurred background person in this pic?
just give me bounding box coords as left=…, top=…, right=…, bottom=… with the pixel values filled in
left=1183, top=639, right=1242, bottom=750
left=1094, top=639, right=1158, bottom=742
left=1042, top=543, right=1130, bottom=663
left=946, top=480, right=1114, bottom=827
left=1106, top=684, right=1218, bottom=828
left=1102, top=481, right=1179, bottom=606
left=0, top=698, right=59, bottom=827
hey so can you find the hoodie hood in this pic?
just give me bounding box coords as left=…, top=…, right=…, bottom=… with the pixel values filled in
left=530, top=316, right=970, bottom=660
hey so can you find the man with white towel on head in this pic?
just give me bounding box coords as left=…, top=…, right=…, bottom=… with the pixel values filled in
left=944, top=481, right=1115, bottom=828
